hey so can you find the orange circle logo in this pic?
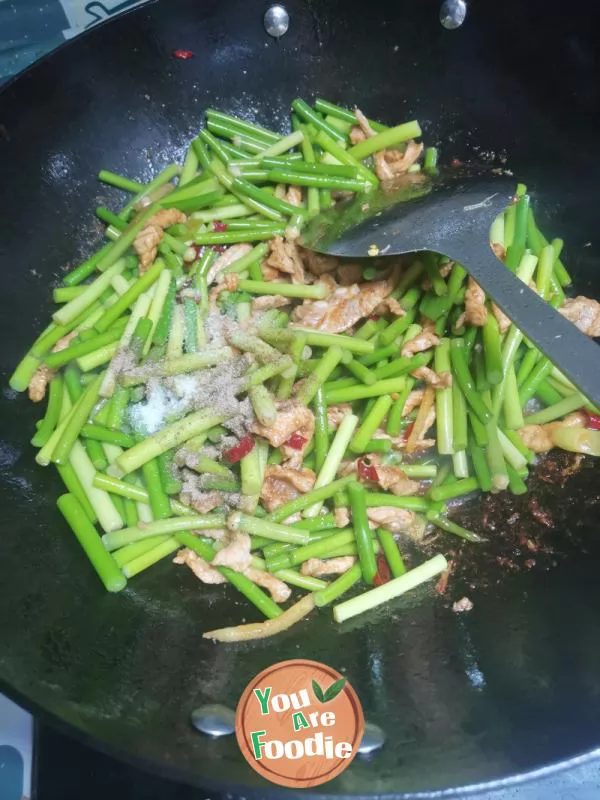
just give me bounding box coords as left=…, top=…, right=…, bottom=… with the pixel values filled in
left=236, top=659, right=364, bottom=788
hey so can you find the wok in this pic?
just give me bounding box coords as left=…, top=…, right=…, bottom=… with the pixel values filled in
left=1, top=0, right=600, bottom=795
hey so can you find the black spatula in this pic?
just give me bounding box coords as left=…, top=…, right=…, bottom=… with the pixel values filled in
left=300, top=172, right=600, bottom=407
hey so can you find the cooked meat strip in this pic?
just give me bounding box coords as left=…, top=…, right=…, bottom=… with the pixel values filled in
left=133, top=208, right=186, bottom=274
left=280, top=444, right=310, bottom=471
left=492, top=302, right=511, bottom=334
left=28, top=330, right=78, bottom=402
left=462, top=277, right=488, bottom=327
left=491, top=242, right=506, bottom=261
left=341, top=457, right=419, bottom=496
left=417, top=405, right=437, bottom=440
left=173, top=548, right=226, bottom=584
left=374, top=296, right=406, bottom=316
left=374, top=140, right=424, bottom=183
left=408, top=437, right=436, bottom=450
left=402, top=390, right=424, bottom=415
left=54, top=331, right=78, bottom=352
left=386, top=142, right=423, bottom=168
left=252, top=399, right=315, bottom=447
left=354, top=110, right=423, bottom=181
left=261, top=264, right=284, bottom=282
left=354, top=108, right=377, bottom=138
left=260, top=465, right=316, bottom=512
left=244, top=567, right=291, bottom=603
left=291, top=270, right=398, bottom=333
left=327, top=403, right=353, bottom=431
left=179, top=488, right=226, bottom=514
left=300, top=556, right=356, bottom=578
left=372, top=463, right=420, bottom=496
left=175, top=547, right=291, bottom=602
left=211, top=532, right=253, bottom=573
left=222, top=273, right=240, bottom=292
left=252, top=399, right=315, bottom=469
left=401, top=323, right=440, bottom=358
left=198, top=528, right=228, bottom=542
left=265, top=237, right=306, bottom=284
left=334, top=507, right=351, bottom=527
left=411, top=366, right=452, bottom=389
left=366, top=506, right=416, bottom=533
left=251, top=295, right=292, bottom=313
left=558, top=296, right=600, bottom=336
left=285, top=186, right=303, bottom=207
left=336, top=264, right=363, bottom=285
left=518, top=424, right=554, bottom=454
left=299, top=248, right=339, bottom=276
left=208, top=282, right=230, bottom=310
left=350, top=126, right=366, bottom=145
left=207, top=244, right=252, bottom=284
left=405, top=387, right=436, bottom=454
left=28, top=365, right=54, bottom=403
left=519, top=411, right=587, bottom=453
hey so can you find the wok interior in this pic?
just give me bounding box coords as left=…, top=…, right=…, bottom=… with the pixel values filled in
left=1, top=0, right=600, bottom=794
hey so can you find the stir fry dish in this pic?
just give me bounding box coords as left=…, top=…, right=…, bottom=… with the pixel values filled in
left=10, top=98, right=600, bottom=642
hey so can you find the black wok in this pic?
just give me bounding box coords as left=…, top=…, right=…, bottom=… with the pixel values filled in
left=1, top=0, right=600, bottom=795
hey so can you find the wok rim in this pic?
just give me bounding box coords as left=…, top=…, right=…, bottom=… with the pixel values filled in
left=3, top=672, right=600, bottom=799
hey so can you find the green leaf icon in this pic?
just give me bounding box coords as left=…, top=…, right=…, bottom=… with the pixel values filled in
left=312, top=677, right=346, bottom=703
left=323, top=678, right=346, bottom=702
left=312, top=679, right=325, bottom=703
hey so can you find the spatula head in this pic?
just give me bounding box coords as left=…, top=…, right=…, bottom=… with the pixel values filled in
left=299, top=169, right=514, bottom=263
left=300, top=170, right=600, bottom=409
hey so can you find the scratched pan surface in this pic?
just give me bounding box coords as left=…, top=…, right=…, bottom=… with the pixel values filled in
left=1, top=0, right=600, bottom=796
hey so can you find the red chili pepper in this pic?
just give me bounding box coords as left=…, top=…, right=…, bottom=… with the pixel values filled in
left=285, top=432, right=307, bottom=450
left=213, top=221, right=228, bottom=232
left=222, top=434, right=255, bottom=464
left=585, top=411, right=600, bottom=430
left=357, top=458, right=379, bottom=482
left=400, top=421, right=415, bottom=444
left=368, top=314, right=381, bottom=321
left=211, top=244, right=227, bottom=253
left=373, top=554, right=392, bottom=587
left=173, top=49, right=194, bottom=59
left=450, top=158, right=463, bottom=169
